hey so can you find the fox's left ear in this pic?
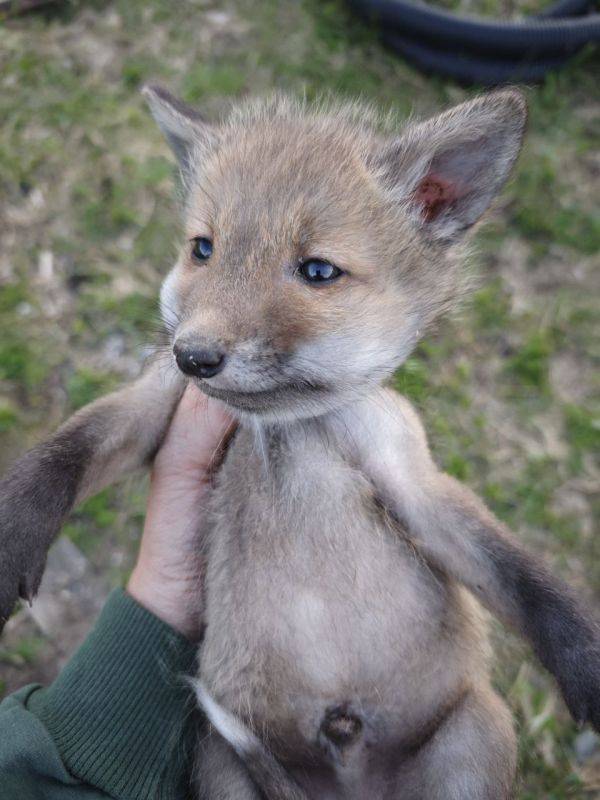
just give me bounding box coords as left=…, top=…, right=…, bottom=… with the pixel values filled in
left=142, top=84, right=216, bottom=181
left=377, top=89, right=527, bottom=242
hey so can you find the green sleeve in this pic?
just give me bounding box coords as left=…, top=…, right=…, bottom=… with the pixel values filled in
left=0, top=589, right=198, bottom=800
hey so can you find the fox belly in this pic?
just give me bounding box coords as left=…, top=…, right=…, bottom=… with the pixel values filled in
left=198, top=423, right=485, bottom=773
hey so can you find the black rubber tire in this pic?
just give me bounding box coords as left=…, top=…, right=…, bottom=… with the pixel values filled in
left=382, top=31, right=571, bottom=85
left=348, top=0, right=600, bottom=57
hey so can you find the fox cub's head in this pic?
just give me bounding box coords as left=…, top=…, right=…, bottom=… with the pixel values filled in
left=144, top=86, right=526, bottom=419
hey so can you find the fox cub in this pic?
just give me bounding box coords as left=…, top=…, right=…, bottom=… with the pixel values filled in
left=1, top=87, right=599, bottom=800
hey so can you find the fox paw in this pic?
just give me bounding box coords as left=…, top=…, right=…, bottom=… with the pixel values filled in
left=0, top=502, right=51, bottom=628
left=558, top=643, right=600, bottom=733
left=0, top=466, right=66, bottom=629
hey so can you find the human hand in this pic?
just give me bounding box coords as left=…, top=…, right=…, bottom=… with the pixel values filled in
left=127, top=384, right=235, bottom=640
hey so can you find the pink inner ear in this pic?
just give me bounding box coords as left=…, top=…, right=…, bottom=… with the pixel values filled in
left=413, top=173, right=458, bottom=222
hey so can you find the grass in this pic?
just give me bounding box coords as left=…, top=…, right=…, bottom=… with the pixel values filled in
left=0, top=635, right=45, bottom=667
left=0, top=0, right=598, bottom=795
left=505, top=330, right=554, bottom=394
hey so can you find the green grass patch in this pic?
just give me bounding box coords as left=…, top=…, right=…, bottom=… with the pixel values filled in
left=182, top=64, right=247, bottom=102
left=99, top=291, right=159, bottom=337
left=63, top=487, right=121, bottom=555
left=564, top=403, right=600, bottom=474
left=564, top=403, right=600, bottom=453
left=74, top=175, right=140, bottom=241
left=66, top=368, right=119, bottom=410
left=512, top=156, right=600, bottom=256
left=485, top=457, right=581, bottom=548
left=472, top=279, right=511, bottom=333
left=504, top=331, right=553, bottom=396
left=0, top=636, right=45, bottom=667
left=0, top=402, right=19, bottom=433
left=394, top=355, right=430, bottom=405
left=0, top=334, right=49, bottom=391
left=0, top=282, right=30, bottom=314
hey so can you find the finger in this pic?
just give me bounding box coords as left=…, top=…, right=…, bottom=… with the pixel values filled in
left=156, top=385, right=236, bottom=473
left=179, top=385, right=235, bottom=459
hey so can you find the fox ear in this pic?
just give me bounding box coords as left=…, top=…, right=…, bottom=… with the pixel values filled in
left=378, top=90, right=527, bottom=242
left=142, top=84, right=215, bottom=178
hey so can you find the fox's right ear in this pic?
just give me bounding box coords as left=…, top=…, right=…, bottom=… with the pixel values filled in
left=375, top=89, right=527, bottom=243
left=142, top=84, right=215, bottom=178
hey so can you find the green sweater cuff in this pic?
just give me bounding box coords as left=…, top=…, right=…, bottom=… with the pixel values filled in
left=27, top=588, right=198, bottom=800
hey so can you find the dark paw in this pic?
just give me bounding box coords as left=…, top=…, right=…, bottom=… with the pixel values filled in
left=0, top=555, right=47, bottom=628
left=0, top=459, right=72, bottom=629
left=558, top=644, right=600, bottom=732
left=0, top=421, right=93, bottom=630
left=0, top=430, right=89, bottom=629
left=0, top=497, right=52, bottom=628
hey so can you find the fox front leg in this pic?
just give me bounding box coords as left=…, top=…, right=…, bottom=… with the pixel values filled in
left=339, top=390, right=600, bottom=732
left=411, top=473, right=600, bottom=732
left=0, top=360, right=186, bottom=627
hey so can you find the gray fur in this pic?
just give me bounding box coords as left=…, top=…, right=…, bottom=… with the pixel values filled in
left=1, top=89, right=598, bottom=799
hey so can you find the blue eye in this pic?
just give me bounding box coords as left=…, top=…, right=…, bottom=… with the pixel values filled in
left=191, top=237, right=213, bottom=262
left=297, top=259, right=343, bottom=285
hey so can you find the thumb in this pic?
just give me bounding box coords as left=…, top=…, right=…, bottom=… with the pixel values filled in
left=154, top=384, right=236, bottom=476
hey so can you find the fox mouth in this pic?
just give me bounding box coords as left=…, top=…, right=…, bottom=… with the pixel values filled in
left=195, top=379, right=329, bottom=413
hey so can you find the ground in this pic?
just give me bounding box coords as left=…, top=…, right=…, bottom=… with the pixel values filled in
left=0, top=0, right=598, bottom=796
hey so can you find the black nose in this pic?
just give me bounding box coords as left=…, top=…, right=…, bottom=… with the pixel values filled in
left=173, top=343, right=226, bottom=379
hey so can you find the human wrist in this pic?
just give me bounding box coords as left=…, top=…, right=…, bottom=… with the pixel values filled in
left=127, top=566, right=202, bottom=641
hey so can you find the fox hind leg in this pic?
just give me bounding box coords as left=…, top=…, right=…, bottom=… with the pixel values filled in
left=399, top=686, right=516, bottom=800
left=196, top=730, right=262, bottom=800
